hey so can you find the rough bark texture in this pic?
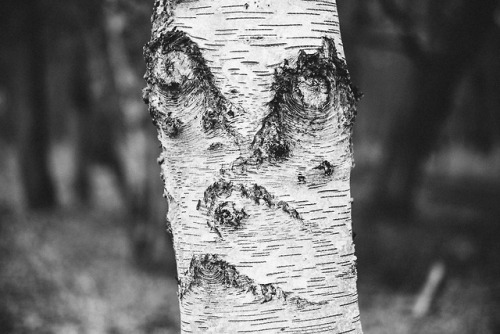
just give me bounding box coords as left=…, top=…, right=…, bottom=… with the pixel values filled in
left=144, top=1, right=362, bottom=333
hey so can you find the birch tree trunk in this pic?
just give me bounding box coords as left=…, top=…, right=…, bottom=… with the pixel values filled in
left=143, top=0, right=362, bottom=332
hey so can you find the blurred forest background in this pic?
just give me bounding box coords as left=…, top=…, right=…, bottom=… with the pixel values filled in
left=1, top=0, right=500, bottom=333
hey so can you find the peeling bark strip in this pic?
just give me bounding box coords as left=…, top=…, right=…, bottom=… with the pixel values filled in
left=145, top=0, right=363, bottom=333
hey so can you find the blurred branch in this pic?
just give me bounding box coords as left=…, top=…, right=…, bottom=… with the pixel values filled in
left=412, top=261, right=446, bottom=318
left=378, top=0, right=428, bottom=65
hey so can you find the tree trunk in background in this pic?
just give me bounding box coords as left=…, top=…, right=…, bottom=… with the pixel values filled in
left=374, top=63, right=460, bottom=214
left=80, top=10, right=128, bottom=201
left=372, top=0, right=498, bottom=215
left=72, top=34, right=93, bottom=204
left=104, top=5, right=173, bottom=271
left=144, top=0, right=362, bottom=332
left=19, top=0, right=56, bottom=209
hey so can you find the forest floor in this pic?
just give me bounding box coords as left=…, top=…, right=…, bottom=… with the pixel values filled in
left=1, top=145, right=499, bottom=333
left=0, top=209, right=179, bottom=334
left=353, top=147, right=500, bottom=333
left=353, top=176, right=500, bottom=333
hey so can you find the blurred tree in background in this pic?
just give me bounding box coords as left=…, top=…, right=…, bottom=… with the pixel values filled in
left=0, top=0, right=173, bottom=269
left=340, top=0, right=500, bottom=215
left=1, top=0, right=57, bottom=209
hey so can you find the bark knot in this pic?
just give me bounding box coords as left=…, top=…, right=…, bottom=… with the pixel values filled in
left=250, top=38, right=361, bottom=162
left=213, top=201, right=248, bottom=228
left=179, top=254, right=328, bottom=308
left=144, top=29, right=240, bottom=138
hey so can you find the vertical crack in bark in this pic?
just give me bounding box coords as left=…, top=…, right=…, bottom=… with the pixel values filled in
left=179, top=254, right=327, bottom=308
left=144, top=29, right=241, bottom=140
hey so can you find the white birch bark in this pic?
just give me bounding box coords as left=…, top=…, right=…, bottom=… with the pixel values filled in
left=143, top=1, right=363, bottom=332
